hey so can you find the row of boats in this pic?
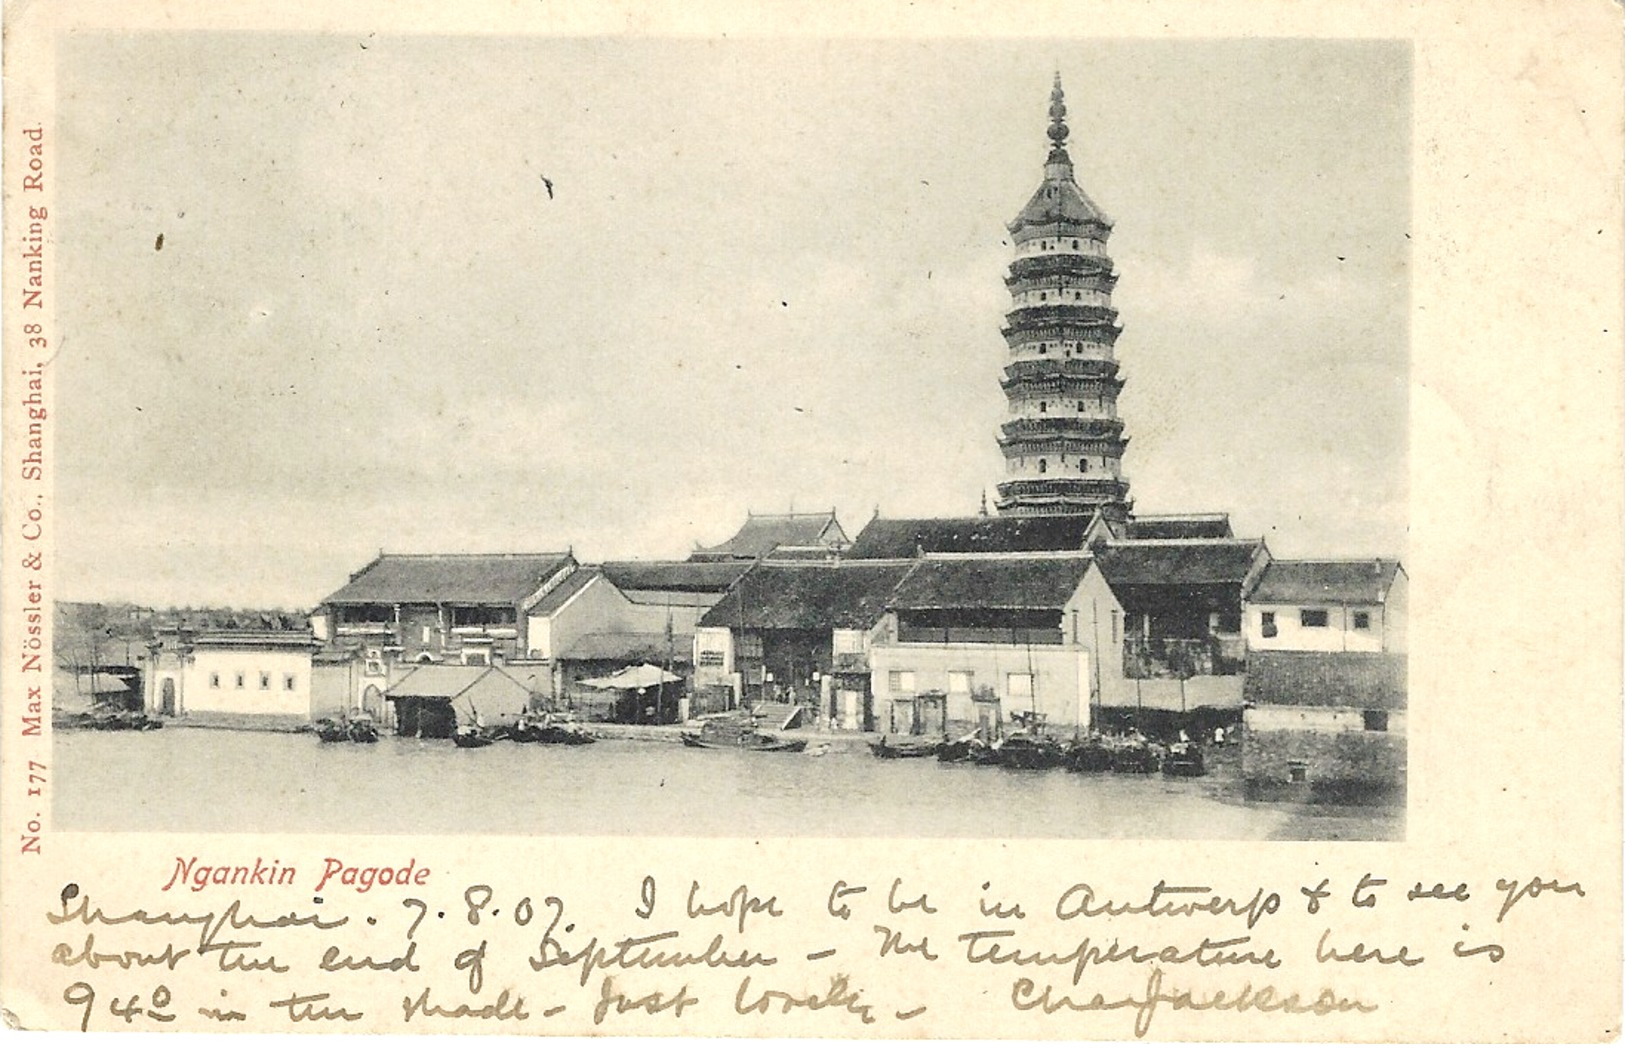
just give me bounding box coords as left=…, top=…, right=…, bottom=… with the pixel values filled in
left=55, top=705, right=165, bottom=732
left=310, top=713, right=596, bottom=747
left=870, top=730, right=1206, bottom=776
left=452, top=716, right=596, bottom=749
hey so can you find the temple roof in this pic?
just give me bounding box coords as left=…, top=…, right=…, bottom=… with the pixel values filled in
left=322, top=553, right=574, bottom=606
left=844, top=514, right=1094, bottom=559
left=1124, top=514, right=1234, bottom=541
left=599, top=560, right=751, bottom=593
left=888, top=554, right=1098, bottom=612
left=1095, top=539, right=1267, bottom=587
left=690, top=511, right=847, bottom=561
left=698, top=561, right=916, bottom=631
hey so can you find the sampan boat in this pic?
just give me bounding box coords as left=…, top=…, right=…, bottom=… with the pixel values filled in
left=869, top=736, right=941, bottom=759
left=680, top=720, right=806, bottom=753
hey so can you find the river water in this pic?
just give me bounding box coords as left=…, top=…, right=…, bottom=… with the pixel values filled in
left=54, top=729, right=1400, bottom=841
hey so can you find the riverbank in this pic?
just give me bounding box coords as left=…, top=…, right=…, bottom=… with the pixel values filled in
left=53, top=725, right=1398, bottom=840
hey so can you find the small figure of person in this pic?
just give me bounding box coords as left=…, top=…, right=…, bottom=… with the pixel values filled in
left=1213, top=726, right=1226, bottom=746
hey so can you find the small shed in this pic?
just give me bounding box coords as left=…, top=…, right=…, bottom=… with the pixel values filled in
left=385, top=665, right=532, bottom=738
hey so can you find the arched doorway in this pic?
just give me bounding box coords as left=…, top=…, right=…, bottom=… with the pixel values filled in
left=159, top=678, right=177, bottom=716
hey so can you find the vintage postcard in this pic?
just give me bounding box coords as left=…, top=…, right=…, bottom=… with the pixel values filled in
left=2, top=0, right=1620, bottom=1039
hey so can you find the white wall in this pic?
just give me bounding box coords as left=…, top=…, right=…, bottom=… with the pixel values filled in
left=169, top=647, right=313, bottom=717
left=1383, top=570, right=1409, bottom=654
left=1244, top=601, right=1388, bottom=653
left=1247, top=705, right=1408, bottom=735
left=869, top=641, right=1091, bottom=730
left=692, top=627, right=735, bottom=691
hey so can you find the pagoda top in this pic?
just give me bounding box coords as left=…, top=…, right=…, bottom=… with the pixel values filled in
left=1007, top=73, right=1112, bottom=236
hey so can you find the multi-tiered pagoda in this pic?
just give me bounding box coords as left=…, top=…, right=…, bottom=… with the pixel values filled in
left=995, top=74, right=1132, bottom=521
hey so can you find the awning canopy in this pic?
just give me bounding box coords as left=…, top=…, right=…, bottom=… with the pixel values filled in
left=578, top=663, right=682, bottom=691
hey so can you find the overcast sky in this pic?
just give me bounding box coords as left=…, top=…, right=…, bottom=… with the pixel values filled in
left=56, top=35, right=1409, bottom=608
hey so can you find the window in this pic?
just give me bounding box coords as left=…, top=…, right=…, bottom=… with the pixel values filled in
left=284, top=674, right=297, bottom=691
left=209, top=673, right=221, bottom=689
left=1071, top=239, right=1079, bottom=249
left=1261, top=611, right=1277, bottom=638
left=259, top=672, right=271, bottom=690
left=422, top=625, right=433, bottom=644
left=947, top=670, right=973, bottom=694
left=235, top=673, right=245, bottom=689
left=1363, top=709, right=1389, bottom=732
left=1007, top=673, right=1033, bottom=699
left=450, top=605, right=518, bottom=629
left=1300, top=609, right=1329, bottom=628
left=1288, top=761, right=1309, bottom=783
left=1353, top=611, right=1371, bottom=630
left=364, top=658, right=386, bottom=677
left=1078, top=400, right=1086, bottom=412
left=1038, top=344, right=1047, bottom=355
left=462, top=650, right=490, bottom=667
left=1038, top=401, right=1047, bottom=413
left=888, top=670, right=916, bottom=693
left=1037, top=459, right=1048, bottom=474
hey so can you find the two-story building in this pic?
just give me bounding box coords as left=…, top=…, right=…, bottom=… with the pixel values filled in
left=693, top=559, right=916, bottom=726
left=313, top=552, right=578, bottom=667
left=1093, top=537, right=1271, bottom=710
left=1244, top=559, right=1408, bottom=654
left=867, top=552, right=1125, bottom=736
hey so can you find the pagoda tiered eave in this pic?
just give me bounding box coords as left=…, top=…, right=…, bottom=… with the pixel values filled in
left=995, top=476, right=1133, bottom=510
left=1007, top=254, right=1116, bottom=282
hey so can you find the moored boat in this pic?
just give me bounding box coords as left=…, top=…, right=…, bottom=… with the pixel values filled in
left=869, top=736, right=941, bottom=759
left=313, top=718, right=351, bottom=743
left=936, top=735, right=988, bottom=763
left=1109, top=738, right=1160, bottom=774
left=990, top=733, right=1068, bottom=770
left=535, top=723, right=595, bottom=745
left=1065, top=737, right=1113, bottom=773
left=680, top=719, right=806, bottom=753
left=452, top=728, right=495, bottom=749
left=1161, top=742, right=1205, bottom=777
left=513, top=714, right=595, bottom=745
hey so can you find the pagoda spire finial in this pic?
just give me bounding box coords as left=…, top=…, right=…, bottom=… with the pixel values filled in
left=1047, top=72, right=1071, bottom=167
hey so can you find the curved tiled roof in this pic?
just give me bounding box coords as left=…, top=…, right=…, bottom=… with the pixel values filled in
left=323, top=553, right=573, bottom=605
left=699, top=561, right=916, bottom=631
left=691, top=512, right=846, bottom=560
left=888, top=555, right=1096, bottom=611
left=1248, top=560, right=1403, bottom=605
left=845, top=515, right=1093, bottom=559
left=599, top=560, right=751, bottom=592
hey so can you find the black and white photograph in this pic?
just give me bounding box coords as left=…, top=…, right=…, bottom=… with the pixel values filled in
left=48, top=36, right=1411, bottom=840
left=4, top=2, right=1623, bottom=1041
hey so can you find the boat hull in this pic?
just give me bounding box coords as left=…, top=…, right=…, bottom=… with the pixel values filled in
left=869, top=739, right=941, bottom=759
left=680, top=730, right=806, bottom=753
